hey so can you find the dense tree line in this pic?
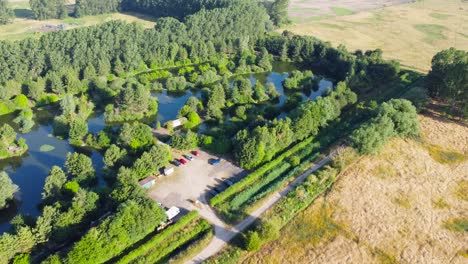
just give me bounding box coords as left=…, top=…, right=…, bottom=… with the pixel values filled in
left=0, top=0, right=14, bottom=24
left=234, top=82, right=357, bottom=169
left=427, top=48, right=467, bottom=118
left=74, top=0, right=121, bottom=17
left=29, top=0, right=67, bottom=20
left=121, top=0, right=231, bottom=19
left=0, top=0, right=270, bottom=115
left=257, top=33, right=401, bottom=89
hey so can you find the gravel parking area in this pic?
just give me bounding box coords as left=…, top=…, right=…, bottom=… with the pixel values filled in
left=147, top=150, right=245, bottom=210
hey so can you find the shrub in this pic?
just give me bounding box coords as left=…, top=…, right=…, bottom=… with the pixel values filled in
left=210, top=137, right=317, bottom=206
left=243, top=231, right=261, bottom=252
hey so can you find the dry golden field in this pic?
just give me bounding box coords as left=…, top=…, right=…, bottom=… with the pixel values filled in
left=242, top=114, right=468, bottom=264
left=286, top=0, right=468, bottom=72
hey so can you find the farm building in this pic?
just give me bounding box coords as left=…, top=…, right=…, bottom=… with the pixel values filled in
left=138, top=176, right=156, bottom=189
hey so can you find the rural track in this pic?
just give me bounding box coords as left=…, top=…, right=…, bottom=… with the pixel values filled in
left=187, top=156, right=332, bottom=264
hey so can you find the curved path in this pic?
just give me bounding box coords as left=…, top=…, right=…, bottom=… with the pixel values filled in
left=187, top=156, right=331, bottom=264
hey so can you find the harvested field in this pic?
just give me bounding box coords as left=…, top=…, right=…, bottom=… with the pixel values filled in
left=242, top=114, right=468, bottom=263
left=287, top=0, right=468, bottom=72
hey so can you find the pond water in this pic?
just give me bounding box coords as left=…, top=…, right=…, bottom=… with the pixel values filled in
left=0, top=64, right=333, bottom=233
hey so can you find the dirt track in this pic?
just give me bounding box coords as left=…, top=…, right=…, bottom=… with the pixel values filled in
left=243, top=114, right=468, bottom=264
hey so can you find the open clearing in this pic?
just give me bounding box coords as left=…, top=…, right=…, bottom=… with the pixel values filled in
left=1, top=0, right=155, bottom=41
left=287, top=0, right=468, bottom=72
left=242, top=114, right=468, bottom=264
left=147, top=149, right=245, bottom=211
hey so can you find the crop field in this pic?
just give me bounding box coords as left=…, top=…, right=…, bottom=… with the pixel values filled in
left=0, top=0, right=155, bottom=41
left=242, top=114, right=468, bottom=264
left=287, top=0, right=468, bottom=72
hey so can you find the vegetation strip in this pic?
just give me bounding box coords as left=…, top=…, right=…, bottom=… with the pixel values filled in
left=116, top=211, right=201, bottom=264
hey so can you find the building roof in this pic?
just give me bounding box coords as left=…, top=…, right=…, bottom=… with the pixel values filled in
left=138, top=176, right=155, bottom=186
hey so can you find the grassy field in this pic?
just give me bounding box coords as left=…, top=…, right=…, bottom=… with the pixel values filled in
left=0, top=0, right=155, bottom=41
left=242, top=113, right=468, bottom=263
left=286, top=0, right=468, bottom=72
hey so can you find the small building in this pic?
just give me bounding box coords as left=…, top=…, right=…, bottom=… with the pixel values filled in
left=138, top=176, right=156, bottom=189
left=165, top=117, right=187, bottom=129
left=163, top=167, right=174, bottom=176
left=165, top=206, right=180, bottom=221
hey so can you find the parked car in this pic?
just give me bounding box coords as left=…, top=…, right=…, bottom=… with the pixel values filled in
left=178, top=158, right=188, bottom=165
left=184, top=155, right=194, bottom=161
left=173, top=160, right=181, bottom=166
left=209, top=158, right=221, bottom=165
left=192, top=150, right=200, bottom=156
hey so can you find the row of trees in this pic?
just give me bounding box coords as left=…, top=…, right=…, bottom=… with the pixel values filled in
left=30, top=0, right=67, bottom=20
left=234, top=82, right=357, bottom=169
left=0, top=0, right=270, bottom=84
left=74, top=0, right=121, bottom=17
left=0, top=0, right=14, bottom=24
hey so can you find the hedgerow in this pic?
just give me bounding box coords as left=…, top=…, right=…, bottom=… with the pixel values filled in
left=210, top=137, right=316, bottom=206
left=116, top=211, right=200, bottom=264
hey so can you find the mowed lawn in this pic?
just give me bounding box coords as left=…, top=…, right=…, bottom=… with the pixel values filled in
left=286, top=0, right=468, bottom=72
left=0, top=0, right=155, bottom=41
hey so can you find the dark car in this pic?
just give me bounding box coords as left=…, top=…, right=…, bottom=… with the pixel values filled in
left=184, top=155, right=194, bottom=161
left=209, top=158, right=221, bottom=165
left=173, top=160, right=181, bottom=166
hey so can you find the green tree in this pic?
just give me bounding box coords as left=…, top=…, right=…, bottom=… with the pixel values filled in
left=269, top=0, right=290, bottom=26
left=427, top=48, right=468, bottom=118
left=0, top=0, right=14, bottom=24
left=132, top=144, right=171, bottom=179
left=103, top=144, right=127, bottom=168
left=30, top=0, right=67, bottom=20
left=42, top=166, right=67, bottom=201
left=0, top=172, right=18, bottom=209
left=13, top=253, right=30, bottom=264
left=34, top=206, right=58, bottom=244
left=244, top=230, right=261, bottom=251
left=117, top=122, right=154, bottom=151
left=65, top=153, right=95, bottom=184
left=69, top=118, right=88, bottom=142
left=0, top=123, right=16, bottom=146
left=171, top=130, right=199, bottom=150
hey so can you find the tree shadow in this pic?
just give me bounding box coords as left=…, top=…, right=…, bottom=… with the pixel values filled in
left=14, top=9, right=34, bottom=19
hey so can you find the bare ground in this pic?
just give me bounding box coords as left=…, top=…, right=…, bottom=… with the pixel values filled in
left=242, top=114, right=468, bottom=264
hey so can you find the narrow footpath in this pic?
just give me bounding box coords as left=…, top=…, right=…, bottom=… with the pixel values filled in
left=187, top=156, right=331, bottom=264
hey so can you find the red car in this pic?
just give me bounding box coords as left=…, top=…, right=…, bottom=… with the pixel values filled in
left=178, top=158, right=188, bottom=165
left=192, top=150, right=200, bottom=157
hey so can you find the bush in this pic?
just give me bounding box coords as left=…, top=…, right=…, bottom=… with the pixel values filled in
left=210, top=137, right=317, bottom=206
left=243, top=231, right=261, bottom=252
left=289, top=155, right=300, bottom=166
left=116, top=211, right=202, bottom=264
